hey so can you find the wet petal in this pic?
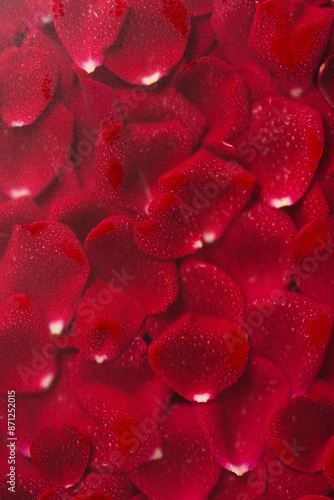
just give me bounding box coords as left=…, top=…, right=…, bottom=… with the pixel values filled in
left=30, top=424, right=90, bottom=488
left=129, top=404, right=221, bottom=500
left=148, top=313, right=249, bottom=401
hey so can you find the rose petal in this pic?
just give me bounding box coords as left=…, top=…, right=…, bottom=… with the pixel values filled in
left=319, top=54, right=334, bottom=109
left=233, top=96, right=324, bottom=207
left=73, top=337, right=172, bottom=414
left=0, top=101, right=73, bottom=199
left=71, top=279, right=145, bottom=361
left=0, top=46, right=58, bottom=126
left=105, top=0, right=190, bottom=84
left=129, top=404, right=221, bottom=500
left=179, top=259, right=244, bottom=322
left=249, top=0, right=332, bottom=95
left=292, top=215, right=334, bottom=309
left=30, top=424, right=90, bottom=488
left=0, top=294, right=57, bottom=393
left=159, top=149, right=255, bottom=242
left=209, top=462, right=267, bottom=500
left=53, top=0, right=130, bottom=72
left=84, top=216, right=179, bottom=314
left=263, top=449, right=331, bottom=499
left=0, top=220, right=89, bottom=330
left=266, top=395, right=334, bottom=472
left=173, top=56, right=250, bottom=142
left=0, top=432, right=52, bottom=498
left=134, top=192, right=203, bottom=259
left=288, top=182, right=329, bottom=230
left=211, top=0, right=259, bottom=65
left=195, top=357, right=290, bottom=473
left=0, top=196, right=43, bottom=257
left=149, top=313, right=249, bottom=401
left=78, top=384, right=161, bottom=472
left=248, top=291, right=334, bottom=395
left=204, top=202, right=296, bottom=303
left=115, top=87, right=206, bottom=150
left=95, top=121, right=192, bottom=212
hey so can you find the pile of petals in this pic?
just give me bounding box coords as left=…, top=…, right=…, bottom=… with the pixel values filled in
left=1, top=0, right=334, bottom=498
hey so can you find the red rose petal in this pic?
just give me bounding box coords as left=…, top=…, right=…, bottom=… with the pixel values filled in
left=0, top=46, right=58, bottom=127
left=69, top=470, right=134, bottom=500
left=73, top=337, right=172, bottom=414
left=238, top=63, right=282, bottom=102
left=134, top=192, right=203, bottom=259
left=0, top=220, right=89, bottom=331
left=0, top=101, right=73, bottom=199
left=159, top=149, right=255, bottom=242
left=288, top=182, right=329, bottom=230
left=71, top=279, right=145, bottom=361
left=319, top=54, right=334, bottom=109
left=85, top=216, right=178, bottom=314
left=195, top=357, right=290, bottom=473
left=249, top=0, right=332, bottom=94
left=53, top=0, right=129, bottom=72
left=292, top=215, right=334, bottom=309
left=266, top=395, right=334, bottom=472
left=211, top=0, right=259, bottom=65
left=149, top=313, right=249, bottom=401
left=0, top=294, right=57, bottom=393
left=129, top=404, right=221, bottom=500
left=263, top=449, right=331, bottom=499
left=115, top=87, right=206, bottom=151
left=105, top=0, right=190, bottom=84
left=209, top=462, right=267, bottom=500
left=233, top=96, right=324, bottom=207
left=173, top=56, right=250, bottom=141
left=66, top=79, right=122, bottom=187
left=205, top=202, right=296, bottom=303
left=95, top=120, right=192, bottom=212
left=0, top=432, right=53, bottom=498
left=50, top=190, right=124, bottom=243
left=0, top=196, right=43, bottom=257
left=30, top=424, right=90, bottom=488
left=179, top=259, right=244, bottom=323
left=185, top=0, right=216, bottom=17
left=78, top=384, right=161, bottom=472
left=248, top=291, right=334, bottom=395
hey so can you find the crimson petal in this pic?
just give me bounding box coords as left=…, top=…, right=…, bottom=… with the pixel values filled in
left=53, top=0, right=129, bottom=72
left=0, top=101, right=73, bottom=198
left=248, top=291, right=334, bottom=395
left=266, top=395, right=334, bottom=472
left=0, top=220, right=89, bottom=331
left=173, top=56, right=250, bottom=142
left=205, top=202, right=296, bottom=303
left=195, top=357, right=290, bottom=473
left=95, top=121, right=192, bottom=212
left=134, top=192, right=203, bottom=259
left=0, top=294, right=57, bottom=393
left=263, top=449, right=331, bottom=499
left=233, top=96, right=324, bottom=207
left=129, top=404, right=221, bottom=500
left=159, top=149, right=255, bottom=242
left=78, top=384, right=161, bottom=472
left=249, top=0, right=332, bottom=95
left=0, top=46, right=58, bottom=127
left=30, top=424, right=90, bottom=488
left=292, top=215, right=334, bottom=310
left=149, top=313, right=249, bottom=401
left=179, top=259, right=244, bottom=323
left=209, top=462, right=267, bottom=500
left=104, top=0, right=190, bottom=84
left=319, top=54, right=334, bottom=109
left=71, top=279, right=145, bottom=361
left=85, top=216, right=178, bottom=314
